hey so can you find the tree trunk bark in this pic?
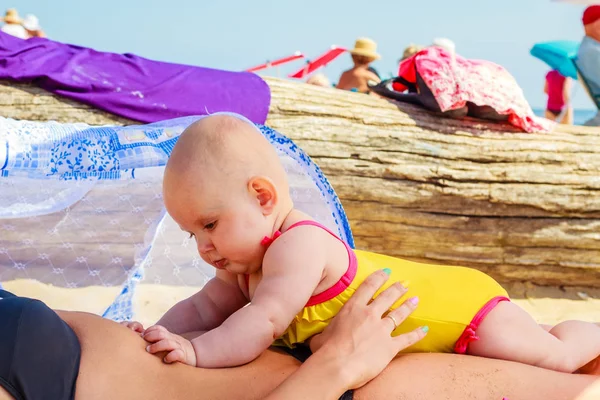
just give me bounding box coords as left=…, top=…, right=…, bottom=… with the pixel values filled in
left=1, top=78, right=599, bottom=286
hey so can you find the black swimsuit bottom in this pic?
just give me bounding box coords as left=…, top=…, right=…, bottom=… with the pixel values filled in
left=0, top=290, right=81, bottom=400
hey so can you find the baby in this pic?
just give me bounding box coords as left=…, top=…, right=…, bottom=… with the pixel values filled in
left=126, top=112, right=600, bottom=373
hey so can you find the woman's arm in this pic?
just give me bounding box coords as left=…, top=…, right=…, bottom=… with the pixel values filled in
left=265, top=269, right=426, bottom=400
left=263, top=269, right=600, bottom=400
left=264, top=346, right=350, bottom=400
left=358, top=353, right=600, bottom=400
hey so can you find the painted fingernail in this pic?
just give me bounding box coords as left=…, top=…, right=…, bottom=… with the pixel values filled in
left=400, top=280, right=410, bottom=288
left=382, top=268, right=391, bottom=275
left=421, top=326, right=429, bottom=333
left=146, top=346, right=150, bottom=352
left=408, top=296, right=419, bottom=305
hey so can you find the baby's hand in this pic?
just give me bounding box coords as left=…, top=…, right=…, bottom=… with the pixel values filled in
left=120, top=320, right=145, bottom=334
left=143, top=325, right=197, bottom=366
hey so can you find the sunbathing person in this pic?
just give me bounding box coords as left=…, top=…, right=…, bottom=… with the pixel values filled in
left=337, top=38, right=381, bottom=94
left=2, top=273, right=600, bottom=400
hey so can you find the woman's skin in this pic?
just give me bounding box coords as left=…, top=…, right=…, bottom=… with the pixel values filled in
left=2, top=271, right=600, bottom=400
left=57, top=310, right=299, bottom=400
left=52, top=310, right=600, bottom=400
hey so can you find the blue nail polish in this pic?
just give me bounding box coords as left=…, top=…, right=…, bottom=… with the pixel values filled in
left=421, top=326, right=429, bottom=333
left=382, top=268, right=391, bottom=275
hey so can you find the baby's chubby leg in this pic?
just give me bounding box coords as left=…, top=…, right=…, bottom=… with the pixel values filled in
left=467, top=301, right=600, bottom=373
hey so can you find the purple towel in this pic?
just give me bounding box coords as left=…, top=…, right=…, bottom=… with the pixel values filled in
left=0, top=32, right=271, bottom=124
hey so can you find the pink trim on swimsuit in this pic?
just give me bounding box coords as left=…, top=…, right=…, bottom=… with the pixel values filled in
left=260, top=231, right=282, bottom=246
left=260, top=220, right=357, bottom=308
left=453, top=295, right=510, bottom=354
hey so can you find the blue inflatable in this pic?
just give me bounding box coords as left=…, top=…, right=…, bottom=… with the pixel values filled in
left=0, top=116, right=354, bottom=321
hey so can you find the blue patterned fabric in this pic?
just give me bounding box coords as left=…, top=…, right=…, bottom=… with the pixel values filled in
left=0, top=116, right=353, bottom=321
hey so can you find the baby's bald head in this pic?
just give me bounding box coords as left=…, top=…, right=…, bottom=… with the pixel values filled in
left=164, top=114, right=290, bottom=212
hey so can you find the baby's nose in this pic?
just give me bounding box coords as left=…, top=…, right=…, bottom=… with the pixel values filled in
left=196, top=237, right=214, bottom=254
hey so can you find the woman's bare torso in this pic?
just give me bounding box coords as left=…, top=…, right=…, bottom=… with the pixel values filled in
left=0, top=386, right=12, bottom=400
left=57, top=311, right=299, bottom=400
left=1, top=310, right=595, bottom=400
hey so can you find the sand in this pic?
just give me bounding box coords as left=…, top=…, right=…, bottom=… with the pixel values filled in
left=4, top=279, right=600, bottom=327
left=3, top=279, right=202, bottom=326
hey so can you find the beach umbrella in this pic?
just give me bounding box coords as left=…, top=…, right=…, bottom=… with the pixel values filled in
left=288, top=46, right=347, bottom=79
left=246, top=51, right=305, bottom=73
left=530, top=40, right=580, bottom=79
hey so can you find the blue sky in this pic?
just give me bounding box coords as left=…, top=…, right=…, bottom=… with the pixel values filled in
left=13, top=0, right=590, bottom=108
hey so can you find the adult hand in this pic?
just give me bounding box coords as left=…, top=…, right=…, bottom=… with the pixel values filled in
left=311, top=269, right=427, bottom=390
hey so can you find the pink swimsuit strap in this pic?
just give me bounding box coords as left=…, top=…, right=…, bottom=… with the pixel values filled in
left=260, top=220, right=358, bottom=307
left=453, top=295, right=510, bottom=354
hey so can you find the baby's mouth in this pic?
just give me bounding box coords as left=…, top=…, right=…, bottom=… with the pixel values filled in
left=213, top=259, right=228, bottom=269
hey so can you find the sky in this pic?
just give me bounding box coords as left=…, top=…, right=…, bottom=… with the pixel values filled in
left=12, top=0, right=590, bottom=109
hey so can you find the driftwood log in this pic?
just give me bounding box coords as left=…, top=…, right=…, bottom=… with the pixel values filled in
left=1, top=78, right=599, bottom=287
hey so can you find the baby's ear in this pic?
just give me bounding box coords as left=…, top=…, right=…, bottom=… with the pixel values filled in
left=248, top=176, right=277, bottom=214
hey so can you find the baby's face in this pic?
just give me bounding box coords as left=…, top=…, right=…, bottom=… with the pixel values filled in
left=164, top=171, right=270, bottom=275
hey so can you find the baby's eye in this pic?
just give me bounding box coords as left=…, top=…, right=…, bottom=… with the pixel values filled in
left=204, top=221, right=217, bottom=231
left=188, top=232, right=195, bottom=239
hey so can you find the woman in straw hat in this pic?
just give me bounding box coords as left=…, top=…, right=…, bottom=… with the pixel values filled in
left=401, top=43, right=424, bottom=61
left=337, top=37, right=382, bottom=94
left=1, top=271, right=600, bottom=400
left=0, top=8, right=27, bottom=39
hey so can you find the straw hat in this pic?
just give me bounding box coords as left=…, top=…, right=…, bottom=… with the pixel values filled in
left=3, top=9, right=22, bottom=24
left=349, top=37, right=381, bottom=60
left=22, top=14, right=40, bottom=31
left=402, top=44, right=424, bottom=60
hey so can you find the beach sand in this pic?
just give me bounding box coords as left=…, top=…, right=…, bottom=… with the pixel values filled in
left=4, top=279, right=600, bottom=327
left=3, top=279, right=202, bottom=326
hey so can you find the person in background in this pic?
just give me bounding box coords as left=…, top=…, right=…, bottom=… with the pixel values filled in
left=306, top=73, right=331, bottom=88
left=0, top=8, right=27, bottom=39
left=578, top=6, right=600, bottom=100
left=337, top=37, right=381, bottom=93
left=401, top=44, right=424, bottom=61
left=22, top=14, right=46, bottom=38
left=544, top=70, right=573, bottom=125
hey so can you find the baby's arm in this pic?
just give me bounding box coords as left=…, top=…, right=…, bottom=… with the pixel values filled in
left=154, top=269, right=248, bottom=335
left=190, top=229, right=328, bottom=367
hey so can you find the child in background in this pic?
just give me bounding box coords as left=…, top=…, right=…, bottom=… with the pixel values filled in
left=545, top=69, right=573, bottom=125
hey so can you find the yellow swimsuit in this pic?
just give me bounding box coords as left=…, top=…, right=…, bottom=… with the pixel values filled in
left=274, top=220, right=509, bottom=354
